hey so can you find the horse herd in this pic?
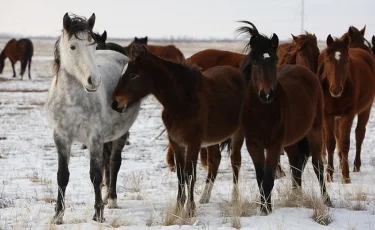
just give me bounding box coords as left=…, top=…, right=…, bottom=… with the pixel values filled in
left=2, top=12, right=375, bottom=224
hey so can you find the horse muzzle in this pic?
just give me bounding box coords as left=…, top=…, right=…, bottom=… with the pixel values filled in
left=110, top=99, right=127, bottom=113
left=329, top=86, right=343, bottom=98
left=259, top=89, right=275, bottom=104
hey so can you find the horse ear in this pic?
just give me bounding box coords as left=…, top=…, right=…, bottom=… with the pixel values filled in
left=372, top=35, right=375, bottom=45
left=291, top=34, right=298, bottom=42
left=271, top=33, right=279, bottom=49
left=63, top=13, right=72, bottom=31
left=88, top=13, right=96, bottom=30
left=348, top=26, right=355, bottom=37
left=342, top=34, right=350, bottom=48
left=102, top=31, right=107, bottom=41
left=145, top=36, right=148, bottom=44
left=135, top=37, right=138, bottom=42
left=360, top=25, right=366, bottom=36
left=326, top=34, right=334, bottom=46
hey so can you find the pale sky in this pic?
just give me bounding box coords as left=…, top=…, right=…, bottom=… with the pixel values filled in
left=0, top=0, right=374, bottom=41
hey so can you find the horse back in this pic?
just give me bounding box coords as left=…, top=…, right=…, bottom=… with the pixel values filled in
left=147, top=45, right=184, bottom=61
left=187, top=49, right=245, bottom=71
left=17, top=39, right=34, bottom=61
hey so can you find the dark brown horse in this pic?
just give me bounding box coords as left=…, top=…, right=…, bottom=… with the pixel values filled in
left=340, top=25, right=372, bottom=53
left=165, top=49, right=245, bottom=172
left=277, top=32, right=320, bottom=73
left=275, top=32, right=320, bottom=177
left=0, top=38, right=33, bottom=79
left=124, top=36, right=185, bottom=61
left=111, top=44, right=245, bottom=214
left=318, top=35, right=375, bottom=183
left=238, top=21, right=331, bottom=214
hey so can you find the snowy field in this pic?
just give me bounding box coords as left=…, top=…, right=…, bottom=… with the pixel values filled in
left=0, top=38, right=375, bottom=230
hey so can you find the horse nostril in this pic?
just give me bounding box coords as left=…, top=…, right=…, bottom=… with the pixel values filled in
left=88, top=76, right=93, bottom=85
left=111, top=99, right=119, bottom=109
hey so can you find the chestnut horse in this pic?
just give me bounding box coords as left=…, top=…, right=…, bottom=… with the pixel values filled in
left=111, top=44, right=245, bottom=214
left=340, top=25, right=372, bottom=53
left=124, top=36, right=185, bottom=61
left=0, top=38, right=33, bottom=79
left=318, top=35, right=375, bottom=183
left=277, top=32, right=320, bottom=73
left=165, top=49, right=245, bottom=172
left=238, top=21, right=331, bottom=214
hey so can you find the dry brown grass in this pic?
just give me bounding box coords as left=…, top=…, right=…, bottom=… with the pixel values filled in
left=276, top=181, right=333, bottom=225
left=163, top=204, right=196, bottom=226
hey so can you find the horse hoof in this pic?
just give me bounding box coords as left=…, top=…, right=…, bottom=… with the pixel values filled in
left=168, top=166, right=176, bottom=172
left=260, top=206, right=272, bottom=216
left=326, top=173, right=333, bottom=182
left=107, top=198, right=119, bottom=209
left=92, top=214, right=105, bottom=223
left=353, top=167, right=360, bottom=172
left=341, top=177, right=351, bottom=184
left=275, top=169, right=286, bottom=179
left=199, top=197, right=209, bottom=204
left=51, top=216, right=63, bottom=225
left=186, top=202, right=196, bottom=217
left=324, top=197, right=333, bottom=207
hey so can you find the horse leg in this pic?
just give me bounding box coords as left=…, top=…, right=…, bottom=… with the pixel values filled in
left=246, top=140, right=265, bottom=212
left=338, top=115, right=355, bottom=184
left=166, top=143, right=176, bottom=172
left=88, top=136, right=105, bottom=222
left=324, top=115, right=336, bottom=182
left=20, top=59, right=27, bottom=80
left=185, top=142, right=201, bottom=215
left=107, top=132, right=128, bottom=208
left=354, top=107, right=371, bottom=172
left=101, top=142, right=112, bottom=205
left=230, top=130, right=244, bottom=203
left=200, top=148, right=208, bottom=170
left=199, top=144, right=221, bottom=204
left=284, top=138, right=309, bottom=190
left=52, top=132, right=72, bottom=224
left=275, top=158, right=286, bottom=179
left=169, top=138, right=186, bottom=209
left=262, top=142, right=282, bottom=215
left=28, top=58, right=32, bottom=79
left=11, top=61, right=16, bottom=78
left=307, top=126, right=332, bottom=206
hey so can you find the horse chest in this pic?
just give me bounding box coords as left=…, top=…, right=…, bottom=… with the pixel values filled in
left=323, top=95, right=353, bottom=116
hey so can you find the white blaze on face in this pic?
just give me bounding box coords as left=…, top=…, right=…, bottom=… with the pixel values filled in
left=263, top=53, right=271, bottom=59
left=335, top=51, right=341, bottom=61
left=121, top=63, right=128, bottom=75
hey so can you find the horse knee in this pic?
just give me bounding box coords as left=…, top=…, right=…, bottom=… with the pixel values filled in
left=90, top=167, right=102, bottom=185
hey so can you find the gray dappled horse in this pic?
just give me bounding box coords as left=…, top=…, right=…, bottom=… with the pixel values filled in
left=45, top=13, right=140, bottom=223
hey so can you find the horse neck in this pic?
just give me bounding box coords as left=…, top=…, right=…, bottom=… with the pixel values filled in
left=146, top=55, right=198, bottom=111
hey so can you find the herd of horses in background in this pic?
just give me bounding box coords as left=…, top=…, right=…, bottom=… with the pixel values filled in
left=1, top=12, right=375, bottom=224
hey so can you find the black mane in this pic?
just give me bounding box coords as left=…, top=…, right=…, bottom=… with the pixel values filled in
left=237, top=21, right=277, bottom=83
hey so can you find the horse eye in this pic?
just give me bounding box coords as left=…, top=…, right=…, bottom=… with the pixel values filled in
left=70, top=45, right=76, bottom=50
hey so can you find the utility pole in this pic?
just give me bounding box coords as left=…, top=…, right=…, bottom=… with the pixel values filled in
left=301, top=0, right=305, bottom=34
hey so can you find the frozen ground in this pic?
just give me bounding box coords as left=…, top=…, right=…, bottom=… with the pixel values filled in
left=0, top=39, right=375, bottom=230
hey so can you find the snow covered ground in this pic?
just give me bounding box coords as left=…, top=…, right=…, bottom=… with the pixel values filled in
left=0, top=39, right=375, bottom=229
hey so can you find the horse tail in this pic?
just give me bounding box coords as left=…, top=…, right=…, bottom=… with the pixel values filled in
left=219, top=138, right=232, bottom=154
left=297, top=136, right=310, bottom=158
